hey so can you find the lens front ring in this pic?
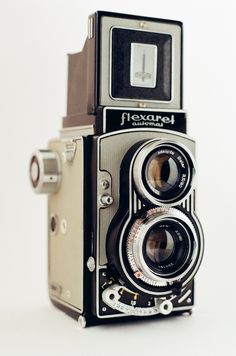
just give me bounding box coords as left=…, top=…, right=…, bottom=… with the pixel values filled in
left=133, top=140, right=195, bottom=205
left=125, top=207, right=200, bottom=289
left=142, top=219, right=192, bottom=276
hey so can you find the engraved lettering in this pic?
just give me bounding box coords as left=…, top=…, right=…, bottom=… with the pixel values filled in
left=120, top=112, right=175, bottom=127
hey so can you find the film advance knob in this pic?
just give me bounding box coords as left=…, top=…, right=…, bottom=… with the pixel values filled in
left=29, top=150, right=61, bottom=194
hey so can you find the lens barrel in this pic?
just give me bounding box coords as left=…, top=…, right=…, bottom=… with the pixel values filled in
left=133, top=140, right=195, bottom=205
left=122, top=207, right=203, bottom=294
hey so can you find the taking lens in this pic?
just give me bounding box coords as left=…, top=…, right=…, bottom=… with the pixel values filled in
left=125, top=207, right=201, bottom=291
left=145, top=226, right=175, bottom=263
left=143, top=220, right=190, bottom=276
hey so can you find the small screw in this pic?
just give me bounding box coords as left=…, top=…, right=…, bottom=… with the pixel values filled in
left=140, top=21, right=147, bottom=28
left=102, top=307, right=107, bottom=312
left=100, top=179, right=110, bottom=190
left=187, top=298, right=192, bottom=304
left=139, top=102, right=147, bottom=108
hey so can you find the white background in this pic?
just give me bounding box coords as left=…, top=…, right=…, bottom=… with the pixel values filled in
left=0, top=0, right=236, bottom=355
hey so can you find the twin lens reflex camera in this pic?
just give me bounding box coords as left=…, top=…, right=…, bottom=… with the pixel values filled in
left=29, top=11, right=204, bottom=327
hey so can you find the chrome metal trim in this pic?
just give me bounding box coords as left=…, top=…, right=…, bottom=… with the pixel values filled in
left=178, top=289, right=191, bottom=304
left=172, top=306, right=192, bottom=312
left=102, top=284, right=173, bottom=316
left=88, top=16, right=94, bottom=39
left=30, top=149, right=62, bottom=194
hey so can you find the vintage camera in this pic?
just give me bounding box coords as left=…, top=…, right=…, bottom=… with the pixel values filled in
left=29, top=11, right=204, bottom=327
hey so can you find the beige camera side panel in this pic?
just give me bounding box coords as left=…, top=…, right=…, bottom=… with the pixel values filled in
left=48, top=138, right=84, bottom=313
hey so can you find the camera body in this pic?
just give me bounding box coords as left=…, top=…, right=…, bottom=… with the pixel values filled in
left=30, top=11, right=204, bottom=327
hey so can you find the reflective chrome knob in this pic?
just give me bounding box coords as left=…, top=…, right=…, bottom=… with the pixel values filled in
left=155, top=299, right=173, bottom=315
left=29, top=150, right=61, bottom=194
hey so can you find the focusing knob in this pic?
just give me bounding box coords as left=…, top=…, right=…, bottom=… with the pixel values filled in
left=29, top=150, right=61, bottom=194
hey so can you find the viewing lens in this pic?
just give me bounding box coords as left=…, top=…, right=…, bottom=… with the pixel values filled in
left=146, top=153, right=179, bottom=193
left=133, top=142, right=194, bottom=203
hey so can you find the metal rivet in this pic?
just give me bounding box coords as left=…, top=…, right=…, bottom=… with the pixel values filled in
left=187, top=298, right=192, bottom=304
left=139, top=102, right=147, bottom=108
left=140, top=21, right=147, bottom=28
left=87, top=257, right=95, bottom=272
left=78, top=315, right=86, bottom=328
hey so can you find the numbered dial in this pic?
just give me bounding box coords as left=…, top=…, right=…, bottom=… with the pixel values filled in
left=102, top=284, right=173, bottom=316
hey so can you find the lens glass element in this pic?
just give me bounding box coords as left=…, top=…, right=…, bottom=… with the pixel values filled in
left=145, top=227, right=175, bottom=263
left=147, top=153, right=179, bottom=193
left=139, top=143, right=193, bottom=203
left=143, top=221, right=190, bottom=276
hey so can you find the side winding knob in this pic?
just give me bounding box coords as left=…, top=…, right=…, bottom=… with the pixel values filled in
left=29, top=150, right=61, bottom=194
